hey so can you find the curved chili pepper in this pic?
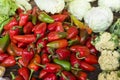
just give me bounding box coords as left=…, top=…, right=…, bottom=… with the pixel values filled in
left=48, top=31, right=67, bottom=41
left=51, top=14, right=67, bottom=22
left=41, top=53, right=50, bottom=64
left=19, top=13, right=29, bottom=26
left=67, top=26, right=78, bottom=39
left=43, top=73, right=57, bottom=80
left=47, top=39, right=68, bottom=49
left=55, top=48, right=71, bottom=60
left=23, top=22, right=34, bottom=34
left=0, top=53, right=9, bottom=63
left=39, top=69, right=48, bottom=79
left=13, top=34, right=36, bottom=43
left=4, top=17, right=18, bottom=30
left=60, top=71, right=76, bottom=80
left=0, top=34, right=10, bottom=53
left=0, top=55, right=16, bottom=67
left=80, top=61, right=96, bottom=71
left=7, top=42, right=23, bottom=56
left=38, top=12, right=54, bottom=23
left=53, top=58, right=71, bottom=71
left=18, top=67, right=30, bottom=80
left=32, top=23, right=47, bottom=38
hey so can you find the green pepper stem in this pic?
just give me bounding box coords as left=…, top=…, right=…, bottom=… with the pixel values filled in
left=29, top=69, right=34, bottom=80
left=16, top=62, right=22, bottom=68
left=10, top=72, right=15, bottom=80
left=61, top=73, right=69, bottom=80
left=15, top=57, right=22, bottom=61
left=76, top=52, right=85, bottom=59
left=71, top=67, right=82, bottom=71
left=34, top=61, right=45, bottom=68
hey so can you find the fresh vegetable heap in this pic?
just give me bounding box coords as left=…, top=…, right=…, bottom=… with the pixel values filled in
left=0, top=5, right=99, bottom=80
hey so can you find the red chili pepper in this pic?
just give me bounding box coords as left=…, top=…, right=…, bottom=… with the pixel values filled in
left=51, top=14, right=67, bottom=22
left=48, top=22, right=64, bottom=32
left=23, top=22, right=34, bottom=34
left=76, top=71, right=87, bottom=80
left=19, top=48, right=34, bottom=67
left=80, top=61, right=96, bottom=71
left=47, top=31, right=67, bottom=41
left=39, top=69, right=48, bottom=79
left=0, top=55, right=16, bottom=67
left=41, top=53, right=50, bottom=64
left=7, top=42, right=23, bottom=56
left=70, top=45, right=90, bottom=58
left=18, top=67, right=30, bottom=80
left=43, top=73, right=57, bottom=80
left=36, top=38, right=48, bottom=48
left=19, top=13, right=29, bottom=26
left=32, top=23, right=47, bottom=38
left=28, top=54, right=41, bottom=71
left=89, top=46, right=98, bottom=54
left=17, top=42, right=27, bottom=48
left=4, top=17, right=18, bottom=30
left=68, top=35, right=80, bottom=46
left=15, top=75, right=24, bottom=80
left=47, top=39, right=68, bottom=49
left=70, top=53, right=81, bottom=68
left=67, top=26, right=78, bottom=39
left=17, top=8, right=24, bottom=14
left=84, top=54, right=98, bottom=64
left=13, top=34, right=36, bottom=43
left=56, top=48, right=71, bottom=60
left=60, top=71, right=76, bottom=80
left=0, top=53, right=9, bottom=63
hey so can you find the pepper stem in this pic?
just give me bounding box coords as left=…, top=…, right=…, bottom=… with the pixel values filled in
left=61, top=73, right=69, bottom=80
left=29, top=69, right=34, bottom=80
left=76, top=52, right=85, bottom=59
left=15, top=57, right=22, bottom=61
left=16, top=62, right=22, bottom=68
left=34, top=61, right=45, bottom=68
left=71, top=67, right=82, bottom=71
left=10, top=72, right=15, bottom=80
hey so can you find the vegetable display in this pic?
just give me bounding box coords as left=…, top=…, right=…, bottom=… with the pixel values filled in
left=0, top=0, right=120, bottom=80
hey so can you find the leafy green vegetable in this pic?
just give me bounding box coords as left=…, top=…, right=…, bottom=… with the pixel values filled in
left=109, top=18, right=120, bottom=37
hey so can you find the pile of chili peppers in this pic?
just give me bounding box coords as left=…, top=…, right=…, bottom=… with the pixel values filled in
left=0, top=7, right=99, bottom=80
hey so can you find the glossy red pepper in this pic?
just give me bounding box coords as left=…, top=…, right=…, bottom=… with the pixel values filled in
left=19, top=48, right=34, bottom=67
left=51, top=14, right=67, bottom=22
left=13, top=34, right=36, bottom=43
left=68, top=35, right=80, bottom=46
left=4, top=17, right=18, bottom=30
left=41, top=53, right=50, bottom=64
left=39, top=69, right=48, bottom=79
left=15, top=75, right=24, bottom=80
left=80, top=61, right=96, bottom=71
left=70, top=53, right=81, bottom=68
left=23, top=22, right=34, bottom=34
left=36, top=38, right=48, bottom=48
left=84, top=54, right=98, bottom=64
left=18, top=67, right=30, bottom=80
left=47, top=31, right=67, bottom=41
left=17, top=42, right=27, bottom=48
left=48, top=22, right=64, bottom=32
left=67, top=26, right=78, bottom=39
left=0, top=55, right=16, bottom=67
left=0, top=53, right=9, bottom=63
left=19, top=13, right=29, bottom=26
left=60, top=71, right=76, bottom=80
left=7, top=42, right=23, bottom=56
left=70, top=45, right=90, bottom=58
left=56, top=48, right=71, bottom=60
left=43, top=73, right=57, bottom=80
left=32, top=23, right=47, bottom=38
left=47, top=39, right=68, bottom=49
left=76, top=71, right=87, bottom=80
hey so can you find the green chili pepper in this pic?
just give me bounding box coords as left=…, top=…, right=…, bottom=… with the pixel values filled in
left=53, top=58, right=71, bottom=71
left=0, top=18, right=11, bottom=34
left=0, top=34, right=10, bottom=53
left=38, top=12, right=54, bottom=23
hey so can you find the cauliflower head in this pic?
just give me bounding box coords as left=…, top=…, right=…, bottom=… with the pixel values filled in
left=84, top=7, right=113, bottom=33
left=92, top=32, right=119, bottom=51
left=68, top=0, right=91, bottom=20
left=34, top=0, right=65, bottom=14
left=87, top=0, right=96, bottom=2
left=98, top=71, right=120, bottom=80
left=98, top=0, right=120, bottom=12
left=98, top=50, right=120, bottom=71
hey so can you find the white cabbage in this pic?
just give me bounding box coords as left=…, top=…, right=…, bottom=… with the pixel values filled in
left=68, top=0, right=91, bottom=20
left=84, top=7, right=113, bottom=32
left=34, top=0, right=65, bottom=14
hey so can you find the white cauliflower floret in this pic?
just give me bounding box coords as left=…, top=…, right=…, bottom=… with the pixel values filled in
left=34, top=0, right=65, bottom=14
left=98, top=50, right=120, bottom=71
left=92, top=32, right=119, bottom=51
left=98, top=0, right=120, bottom=12
left=0, top=66, right=5, bottom=77
left=98, top=71, right=120, bottom=80
left=84, top=7, right=113, bottom=33
left=68, top=0, right=91, bottom=20
left=87, top=0, right=96, bottom=2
